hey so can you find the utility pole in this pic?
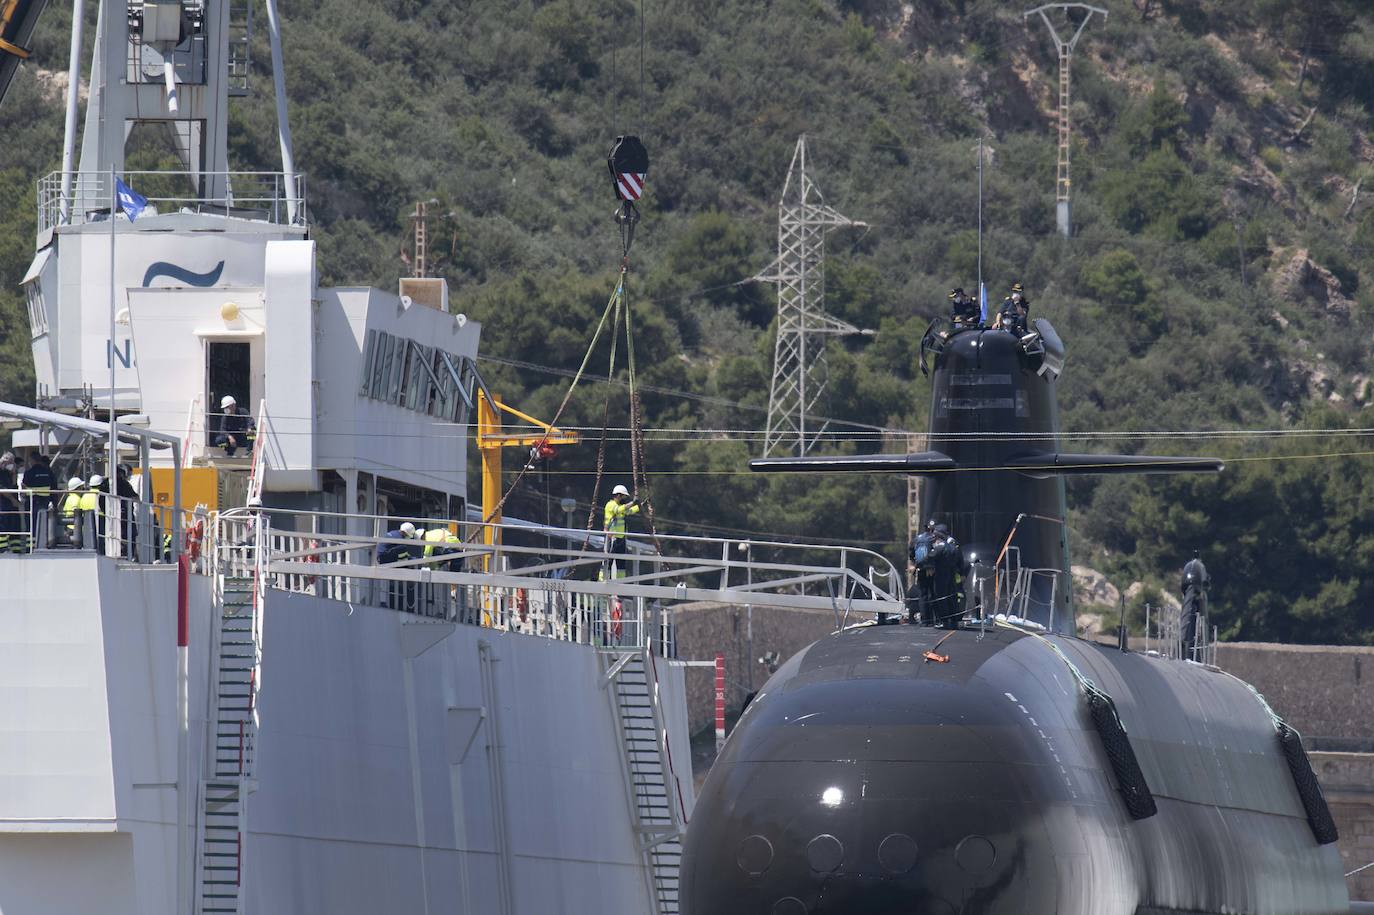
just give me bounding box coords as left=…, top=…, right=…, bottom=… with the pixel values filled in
left=1024, top=4, right=1107, bottom=238
left=755, top=136, right=870, bottom=457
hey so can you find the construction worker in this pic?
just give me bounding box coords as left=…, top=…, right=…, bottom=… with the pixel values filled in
left=60, top=476, right=85, bottom=545
left=603, top=484, right=640, bottom=579
left=423, top=524, right=461, bottom=568
left=948, top=288, right=980, bottom=329
left=21, top=452, right=54, bottom=549
left=212, top=395, right=256, bottom=458
left=998, top=283, right=1031, bottom=335
left=377, top=521, right=419, bottom=611
left=81, top=474, right=105, bottom=548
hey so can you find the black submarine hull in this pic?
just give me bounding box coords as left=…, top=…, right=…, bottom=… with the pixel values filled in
left=680, top=623, right=1349, bottom=914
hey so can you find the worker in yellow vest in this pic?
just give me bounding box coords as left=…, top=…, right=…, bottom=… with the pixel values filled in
left=60, top=476, right=84, bottom=544
left=423, top=525, right=460, bottom=568
left=81, top=474, right=104, bottom=547
left=603, top=484, right=640, bottom=580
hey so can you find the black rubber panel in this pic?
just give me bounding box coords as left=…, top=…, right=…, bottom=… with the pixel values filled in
left=1086, top=691, right=1158, bottom=820
left=1277, top=722, right=1339, bottom=845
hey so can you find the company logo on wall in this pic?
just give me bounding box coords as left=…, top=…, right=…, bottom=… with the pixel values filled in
left=142, top=260, right=226, bottom=287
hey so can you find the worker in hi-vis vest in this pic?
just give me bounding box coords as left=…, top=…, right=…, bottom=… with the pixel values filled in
left=603, top=484, right=640, bottom=579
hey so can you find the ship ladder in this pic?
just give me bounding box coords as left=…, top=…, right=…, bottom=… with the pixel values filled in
left=603, top=648, right=685, bottom=915
left=195, top=553, right=263, bottom=913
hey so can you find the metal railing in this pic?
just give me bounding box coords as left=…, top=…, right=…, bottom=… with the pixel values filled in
left=0, top=488, right=200, bottom=566
left=37, top=170, right=308, bottom=234
left=1143, top=599, right=1217, bottom=666
left=210, top=505, right=905, bottom=651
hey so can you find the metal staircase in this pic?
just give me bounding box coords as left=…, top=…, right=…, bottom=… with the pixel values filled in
left=196, top=517, right=267, bottom=913
left=604, top=649, right=685, bottom=915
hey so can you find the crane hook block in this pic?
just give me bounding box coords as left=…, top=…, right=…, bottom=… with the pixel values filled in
left=608, top=136, right=649, bottom=202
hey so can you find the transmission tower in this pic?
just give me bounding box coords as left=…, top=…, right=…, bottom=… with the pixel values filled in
left=756, top=136, right=868, bottom=457
left=1024, top=4, right=1107, bottom=238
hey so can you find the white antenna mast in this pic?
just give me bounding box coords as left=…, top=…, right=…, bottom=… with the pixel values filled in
left=1024, top=3, right=1107, bottom=238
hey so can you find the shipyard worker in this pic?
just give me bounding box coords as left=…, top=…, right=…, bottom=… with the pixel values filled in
left=998, top=283, right=1031, bottom=335
left=604, top=484, right=641, bottom=578
left=114, top=466, right=140, bottom=558
left=81, top=474, right=105, bottom=547
left=948, top=288, right=980, bottom=329
left=0, top=453, right=19, bottom=554
left=377, top=521, right=418, bottom=565
left=213, top=395, right=256, bottom=458
left=21, top=452, right=54, bottom=549
left=60, top=476, right=85, bottom=546
left=928, top=523, right=970, bottom=629
left=909, top=519, right=938, bottom=625
left=423, top=524, right=461, bottom=570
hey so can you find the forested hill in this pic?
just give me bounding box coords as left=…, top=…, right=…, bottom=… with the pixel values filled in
left=3, top=0, right=1374, bottom=643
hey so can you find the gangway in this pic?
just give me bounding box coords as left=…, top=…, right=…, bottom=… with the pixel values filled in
left=222, top=507, right=906, bottom=630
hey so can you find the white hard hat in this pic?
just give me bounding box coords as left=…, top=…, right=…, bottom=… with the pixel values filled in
left=399, top=521, right=417, bottom=536
left=220, top=395, right=236, bottom=408
left=612, top=484, right=630, bottom=497
left=68, top=476, right=83, bottom=489
left=88, top=474, right=103, bottom=488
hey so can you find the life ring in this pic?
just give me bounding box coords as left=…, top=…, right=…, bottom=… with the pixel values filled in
left=610, top=598, right=623, bottom=642
left=516, top=587, right=529, bottom=623
left=184, top=518, right=204, bottom=563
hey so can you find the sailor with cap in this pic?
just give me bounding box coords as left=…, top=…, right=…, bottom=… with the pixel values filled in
left=603, top=484, right=641, bottom=579
left=212, top=394, right=256, bottom=458
left=998, top=282, right=1031, bottom=336
left=948, top=287, right=980, bottom=329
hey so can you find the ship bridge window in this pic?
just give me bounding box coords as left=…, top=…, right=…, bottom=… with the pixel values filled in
left=359, top=329, right=476, bottom=424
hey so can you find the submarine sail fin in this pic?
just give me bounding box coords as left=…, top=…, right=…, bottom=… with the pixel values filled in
left=749, top=451, right=956, bottom=473
left=1006, top=451, right=1224, bottom=478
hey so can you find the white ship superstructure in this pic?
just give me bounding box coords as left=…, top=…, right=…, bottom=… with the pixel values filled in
left=0, top=3, right=908, bottom=913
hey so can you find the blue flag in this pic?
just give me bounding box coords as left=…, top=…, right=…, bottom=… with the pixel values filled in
left=979, top=282, right=988, bottom=326
left=115, top=177, right=148, bottom=221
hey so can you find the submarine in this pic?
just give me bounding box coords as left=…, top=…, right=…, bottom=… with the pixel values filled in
left=679, top=315, right=1350, bottom=914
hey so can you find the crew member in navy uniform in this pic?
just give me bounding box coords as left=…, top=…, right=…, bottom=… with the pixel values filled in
left=1180, top=554, right=1209, bottom=659
left=909, top=519, right=937, bottom=624
left=0, top=453, right=19, bottom=553
left=928, top=523, right=970, bottom=628
left=948, top=288, right=980, bottom=328
left=998, top=282, right=1031, bottom=335
left=21, top=452, right=54, bottom=549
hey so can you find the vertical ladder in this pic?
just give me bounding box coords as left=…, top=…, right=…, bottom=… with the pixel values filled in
left=197, top=563, right=261, bottom=913
left=604, top=650, right=684, bottom=915
left=227, top=0, right=253, bottom=97
left=1056, top=46, right=1071, bottom=202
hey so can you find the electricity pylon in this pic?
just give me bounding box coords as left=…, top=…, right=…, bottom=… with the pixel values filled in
left=1024, top=3, right=1107, bottom=238
left=756, top=136, right=868, bottom=457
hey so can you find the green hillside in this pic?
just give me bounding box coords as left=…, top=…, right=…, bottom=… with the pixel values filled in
left=3, top=0, right=1374, bottom=643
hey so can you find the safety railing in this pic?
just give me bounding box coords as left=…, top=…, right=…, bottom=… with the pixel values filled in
left=37, top=169, right=308, bottom=234
left=211, top=505, right=905, bottom=650
left=1143, top=599, right=1217, bottom=666
left=0, top=488, right=199, bottom=566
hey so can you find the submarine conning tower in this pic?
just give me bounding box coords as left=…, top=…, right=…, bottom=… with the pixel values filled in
left=751, top=316, right=1222, bottom=634
left=923, top=322, right=1073, bottom=632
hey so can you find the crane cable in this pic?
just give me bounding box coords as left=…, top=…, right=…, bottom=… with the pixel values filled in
left=472, top=279, right=623, bottom=542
